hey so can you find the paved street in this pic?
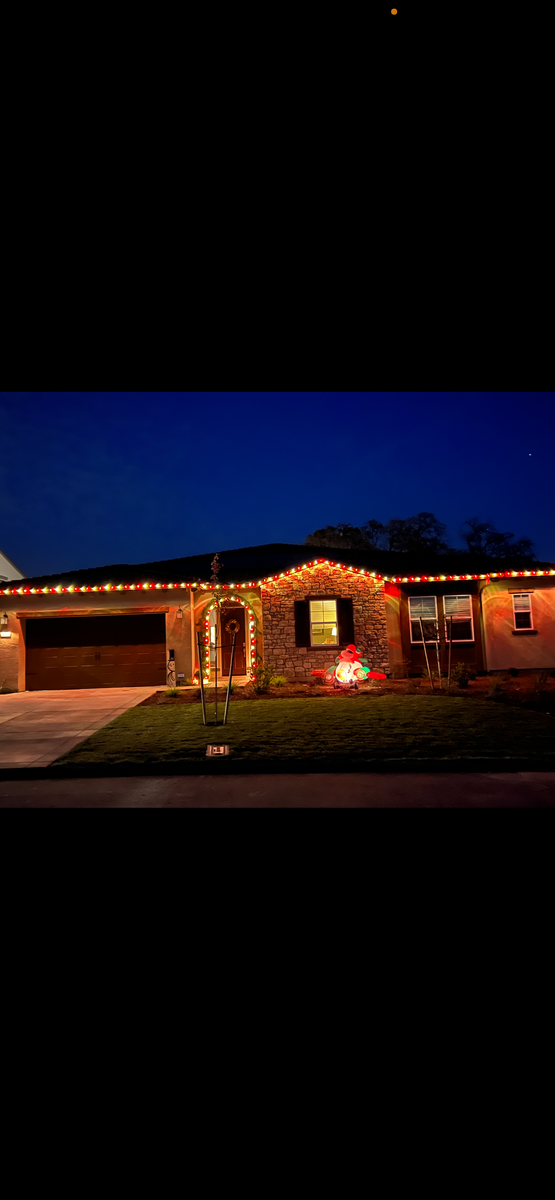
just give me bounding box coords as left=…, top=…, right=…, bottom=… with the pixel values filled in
left=1, top=771, right=554, bottom=807
left=0, top=688, right=158, bottom=767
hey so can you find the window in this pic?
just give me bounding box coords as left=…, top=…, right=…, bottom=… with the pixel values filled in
left=409, top=596, right=438, bottom=643
left=512, top=593, right=533, bottom=630
left=309, top=599, right=338, bottom=645
left=444, top=595, right=474, bottom=642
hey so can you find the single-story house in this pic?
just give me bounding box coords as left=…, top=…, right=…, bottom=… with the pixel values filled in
left=1, top=543, right=554, bottom=691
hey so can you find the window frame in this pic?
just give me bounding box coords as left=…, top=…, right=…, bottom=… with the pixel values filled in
left=443, top=594, right=475, bottom=643
left=408, top=595, right=438, bottom=644
left=309, top=597, right=339, bottom=647
left=511, top=592, right=534, bottom=631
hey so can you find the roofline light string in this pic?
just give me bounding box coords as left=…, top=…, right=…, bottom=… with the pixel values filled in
left=2, top=561, right=554, bottom=597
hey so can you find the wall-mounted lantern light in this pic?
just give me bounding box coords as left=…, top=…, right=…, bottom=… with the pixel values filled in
left=1, top=613, right=8, bottom=625
left=176, top=607, right=183, bottom=619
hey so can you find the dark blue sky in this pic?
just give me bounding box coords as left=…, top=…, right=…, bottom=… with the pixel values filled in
left=1, top=392, right=553, bottom=576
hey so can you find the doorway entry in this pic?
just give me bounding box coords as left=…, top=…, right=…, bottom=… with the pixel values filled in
left=220, top=607, right=246, bottom=675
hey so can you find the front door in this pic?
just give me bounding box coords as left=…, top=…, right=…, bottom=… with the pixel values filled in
left=221, top=607, right=246, bottom=675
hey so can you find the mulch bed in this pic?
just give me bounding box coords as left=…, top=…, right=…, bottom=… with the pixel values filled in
left=139, top=674, right=555, bottom=713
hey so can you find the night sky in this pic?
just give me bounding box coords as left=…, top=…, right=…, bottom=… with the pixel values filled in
left=1, top=392, right=553, bottom=577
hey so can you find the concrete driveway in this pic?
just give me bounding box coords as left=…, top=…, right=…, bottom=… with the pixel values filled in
left=0, top=687, right=159, bottom=767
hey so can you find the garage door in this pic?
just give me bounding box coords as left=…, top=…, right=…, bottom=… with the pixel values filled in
left=25, top=614, right=167, bottom=690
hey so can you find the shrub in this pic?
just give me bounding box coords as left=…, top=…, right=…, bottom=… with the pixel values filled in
left=271, top=675, right=289, bottom=687
left=251, top=664, right=275, bottom=693
left=392, top=658, right=411, bottom=680
left=422, top=667, right=441, bottom=682
left=451, top=662, right=472, bottom=689
left=165, top=688, right=179, bottom=697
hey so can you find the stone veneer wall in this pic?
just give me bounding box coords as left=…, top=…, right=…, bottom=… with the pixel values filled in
left=260, top=566, right=389, bottom=680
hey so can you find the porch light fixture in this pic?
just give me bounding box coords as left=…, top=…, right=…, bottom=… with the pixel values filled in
left=1, top=613, right=7, bottom=625
left=176, top=607, right=183, bottom=619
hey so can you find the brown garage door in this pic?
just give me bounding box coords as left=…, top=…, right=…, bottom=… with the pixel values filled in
left=25, top=614, right=167, bottom=690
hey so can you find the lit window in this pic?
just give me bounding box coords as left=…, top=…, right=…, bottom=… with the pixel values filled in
left=512, top=593, right=533, bottom=630
left=409, top=596, right=438, bottom=643
left=444, top=595, right=474, bottom=642
left=310, top=599, right=338, bottom=645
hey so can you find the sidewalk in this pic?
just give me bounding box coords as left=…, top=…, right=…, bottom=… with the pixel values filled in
left=1, top=772, right=554, bottom=808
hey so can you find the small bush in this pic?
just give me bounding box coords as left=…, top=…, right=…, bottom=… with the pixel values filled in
left=451, top=662, right=472, bottom=689
left=165, top=688, right=180, bottom=697
left=392, top=658, right=412, bottom=680
left=271, top=675, right=289, bottom=687
left=251, top=664, right=275, bottom=693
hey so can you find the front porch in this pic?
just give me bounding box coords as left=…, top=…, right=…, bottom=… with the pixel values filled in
left=176, top=675, right=252, bottom=689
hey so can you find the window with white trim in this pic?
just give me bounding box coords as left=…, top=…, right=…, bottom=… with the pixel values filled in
left=512, top=593, right=533, bottom=630
left=444, top=595, right=474, bottom=642
left=309, top=599, right=338, bottom=645
left=409, top=596, right=438, bottom=643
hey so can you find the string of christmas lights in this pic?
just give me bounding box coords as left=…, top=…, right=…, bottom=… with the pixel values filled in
left=199, top=596, right=259, bottom=685
left=1, top=559, right=553, bottom=597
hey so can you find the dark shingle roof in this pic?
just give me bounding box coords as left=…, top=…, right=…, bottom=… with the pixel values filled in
left=1, top=541, right=552, bottom=590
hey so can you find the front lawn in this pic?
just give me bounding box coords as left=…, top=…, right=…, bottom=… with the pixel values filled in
left=52, top=696, right=555, bottom=769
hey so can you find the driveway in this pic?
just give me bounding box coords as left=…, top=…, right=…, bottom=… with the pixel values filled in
left=0, top=687, right=159, bottom=767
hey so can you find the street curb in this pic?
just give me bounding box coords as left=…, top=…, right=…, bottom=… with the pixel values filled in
left=1, top=756, right=555, bottom=781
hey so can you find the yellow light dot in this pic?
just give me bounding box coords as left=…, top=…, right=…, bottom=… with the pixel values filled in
left=391, top=7, right=397, bottom=13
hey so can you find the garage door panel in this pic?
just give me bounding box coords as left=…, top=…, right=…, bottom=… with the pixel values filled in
left=26, top=615, right=166, bottom=690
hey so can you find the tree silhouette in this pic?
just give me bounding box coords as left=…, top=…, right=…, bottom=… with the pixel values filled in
left=305, top=513, right=537, bottom=561
left=460, top=518, right=536, bottom=561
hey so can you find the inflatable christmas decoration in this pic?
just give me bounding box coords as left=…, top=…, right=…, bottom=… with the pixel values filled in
left=312, top=645, right=387, bottom=690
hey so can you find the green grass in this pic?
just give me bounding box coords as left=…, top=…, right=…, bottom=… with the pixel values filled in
left=53, top=696, right=555, bottom=767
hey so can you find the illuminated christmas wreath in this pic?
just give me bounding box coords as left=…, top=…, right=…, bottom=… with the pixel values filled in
left=225, top=618, right=241, bottom=635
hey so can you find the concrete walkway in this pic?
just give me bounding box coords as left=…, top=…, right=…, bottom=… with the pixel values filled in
left=0, top=687, right=158, bottom=767
left=1, top=772, right=554, bottom=808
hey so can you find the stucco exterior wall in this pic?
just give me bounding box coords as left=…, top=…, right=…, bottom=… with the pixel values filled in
left=384, top=582, right=405, bottom=677
left=260, top=566, right=389, bottom=680
left=482, top=580, right=555, bottom=671
left=0, top=614, right=20, bottom=691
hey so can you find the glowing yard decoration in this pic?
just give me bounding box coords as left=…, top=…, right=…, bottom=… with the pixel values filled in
left=312, top=645, right=387, bottom=689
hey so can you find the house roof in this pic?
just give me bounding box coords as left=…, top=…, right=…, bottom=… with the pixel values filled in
left=0, top=547, right=24, bottom=581
left=0, top=541, right=553, bottom=594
